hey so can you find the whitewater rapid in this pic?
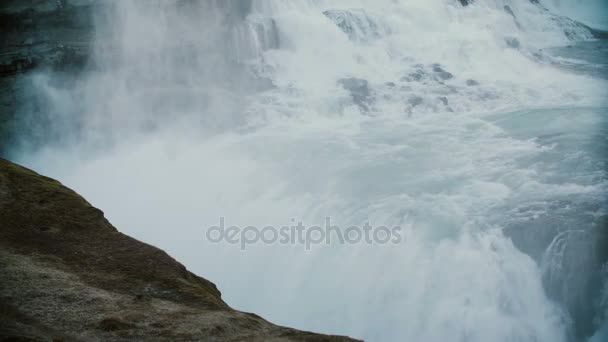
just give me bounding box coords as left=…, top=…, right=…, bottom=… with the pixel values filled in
left=11, top=1, right=608, bottom=341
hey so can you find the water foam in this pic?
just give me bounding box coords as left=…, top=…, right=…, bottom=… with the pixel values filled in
left=14, top=1, right=608, bottom=341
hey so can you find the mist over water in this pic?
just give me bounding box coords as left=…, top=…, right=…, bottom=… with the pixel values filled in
left=10, top=1, right=608, bottom=341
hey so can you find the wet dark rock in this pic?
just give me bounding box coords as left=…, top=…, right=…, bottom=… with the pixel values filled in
left=0, top=158, right=360, bottom=342
left=432, top=64, right=454, bottom=81
left=505, top=37, right=521, bottom=49
left=0, top=57, right=37, bottom=76
left=408, top=95, right=424, bottom=107
left=402, top=64, right=456, bottom=84
left=438, top=96, right=449, bottom=106
left=338, top=77, right=373, bottom=111
left=402, top=69, right=425, bottom=82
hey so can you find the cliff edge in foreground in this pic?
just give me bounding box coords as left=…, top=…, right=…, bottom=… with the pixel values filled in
left=0, top=158, right=358, bottom=342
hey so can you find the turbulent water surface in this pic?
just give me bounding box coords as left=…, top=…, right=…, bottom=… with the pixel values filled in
left=8, top=1, right=608, bottom=341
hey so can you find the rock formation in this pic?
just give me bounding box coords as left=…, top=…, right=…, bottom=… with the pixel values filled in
left=0, top=158, right=359, bottom=341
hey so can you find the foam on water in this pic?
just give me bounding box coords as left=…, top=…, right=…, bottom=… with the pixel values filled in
left=12, top=1, right=608, bottom=341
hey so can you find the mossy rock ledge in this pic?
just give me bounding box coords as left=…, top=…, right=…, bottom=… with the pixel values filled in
left=0, top=158, right=359, bottom=342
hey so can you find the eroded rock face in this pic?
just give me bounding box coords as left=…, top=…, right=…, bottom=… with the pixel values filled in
left=0, top=0, right=93, bottom=76
left=0, top=158, right=359, bottom=342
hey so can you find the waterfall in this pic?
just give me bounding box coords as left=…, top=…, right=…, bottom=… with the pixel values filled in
left=10, top=1, right=607, bottom=341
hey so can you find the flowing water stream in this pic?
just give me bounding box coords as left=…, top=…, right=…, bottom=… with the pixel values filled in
left=9, top=1, right=608, bottom=341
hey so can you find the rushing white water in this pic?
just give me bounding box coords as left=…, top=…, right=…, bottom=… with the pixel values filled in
left=12, top=1, right=608, bottom=341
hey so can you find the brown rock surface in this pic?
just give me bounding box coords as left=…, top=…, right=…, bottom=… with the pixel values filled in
left=0, top=158, right=359, bottom=342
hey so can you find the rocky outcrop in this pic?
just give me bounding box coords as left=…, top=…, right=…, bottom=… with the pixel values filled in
left=0, top=0, right=93, bottom=75
left=0, top=158, right=359, bottom=342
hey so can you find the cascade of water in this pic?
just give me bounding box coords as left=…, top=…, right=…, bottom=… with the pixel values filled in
left=11, top=1, right=607, bottom=341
